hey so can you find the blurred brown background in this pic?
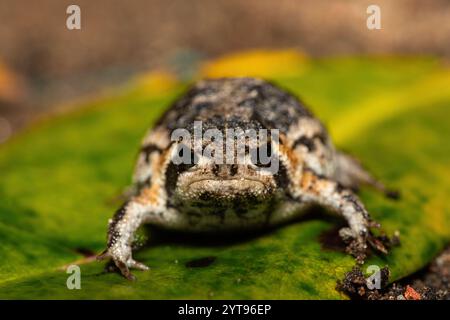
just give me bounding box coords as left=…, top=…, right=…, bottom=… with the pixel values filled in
left=0, top=0, right=449, bottom=142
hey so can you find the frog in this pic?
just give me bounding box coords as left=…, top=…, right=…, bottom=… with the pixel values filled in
left=98, top=77, right=398, bottom=280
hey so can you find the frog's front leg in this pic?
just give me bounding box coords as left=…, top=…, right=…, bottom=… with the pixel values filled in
left=98, top=200, right=155, bottom=280
left=295, top=169, right=388, bottom=262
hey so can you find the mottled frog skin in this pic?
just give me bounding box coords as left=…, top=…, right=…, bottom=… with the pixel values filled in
left=98, top=78, right=397, bottom=280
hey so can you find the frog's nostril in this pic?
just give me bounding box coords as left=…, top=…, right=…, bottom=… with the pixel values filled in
left=212, top=164, right=239, bottom=177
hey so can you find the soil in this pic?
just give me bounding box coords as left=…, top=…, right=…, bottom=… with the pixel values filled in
left=337, top=246, right=450, bottom=300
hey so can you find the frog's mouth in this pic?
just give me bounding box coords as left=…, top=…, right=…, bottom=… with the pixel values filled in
left=189, top=178, right=265, bottom=191
left=189, top=177, right=265, bottom=185
left=177, top=178, right=273, bottom=203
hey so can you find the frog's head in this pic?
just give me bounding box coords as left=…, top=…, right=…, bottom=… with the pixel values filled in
left=164, top=118, right=288, bottom=209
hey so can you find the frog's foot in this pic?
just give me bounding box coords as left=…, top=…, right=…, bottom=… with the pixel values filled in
left=113, top=259, right=149, bottom=281
left=296, top=170, right=397, bottom=264
left=97, top=247, right=149, bottom=281
left=100, top=200, right=156, bottom=280
left=339, top=227, right=369, bottom=264
left=339, top=220, right=396, bottom=264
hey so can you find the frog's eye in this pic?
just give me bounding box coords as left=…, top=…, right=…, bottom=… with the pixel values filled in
left=250, top=143, right=273, bottom=168
left=172, top=143, right=198, bottom=172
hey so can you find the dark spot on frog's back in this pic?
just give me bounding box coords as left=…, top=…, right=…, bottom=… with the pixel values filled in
left=158, top=78, right=314, bottom=132
left=185, top=256, right=217, bottom=268
left=292, top=136, right=316, bottom=152
left=141, top=144, right=163, bottom=162
left=194, top=102, right=213, bottom=112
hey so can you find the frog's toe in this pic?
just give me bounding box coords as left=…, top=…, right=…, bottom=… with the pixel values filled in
left=96, top=249, right=111, bottom=261
left=339, top=228, right=367, bottom=246
left=113, top=259, right=148, bottom=280
left=367, top=234, right=389, bottom=255
left=128, top=259, right=150, bottom=271
left=98, top=246, right=144, bottom=280
left=114, top=259, right=135, bottom=281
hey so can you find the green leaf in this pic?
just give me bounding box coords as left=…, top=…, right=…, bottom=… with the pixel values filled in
left=0, top=53, right=449, bottom=299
